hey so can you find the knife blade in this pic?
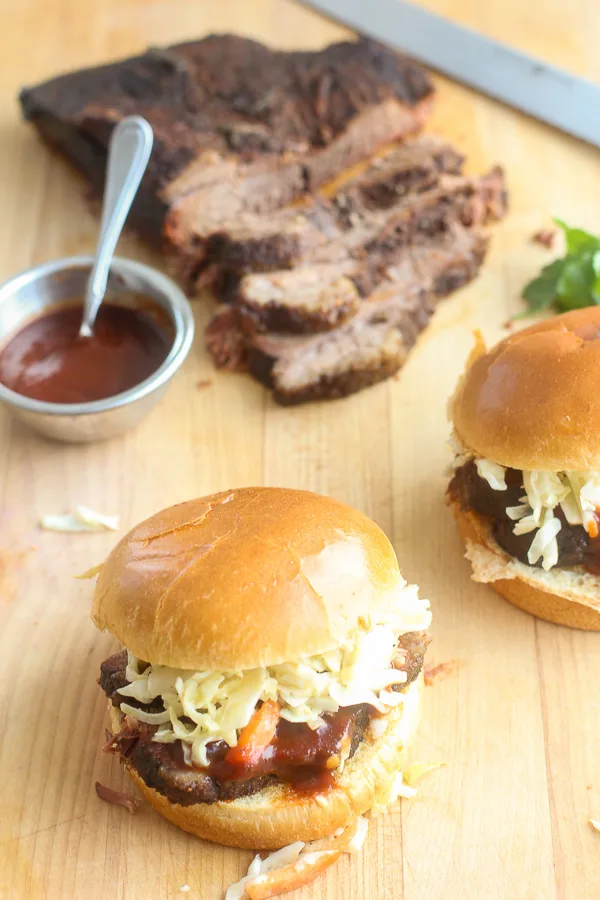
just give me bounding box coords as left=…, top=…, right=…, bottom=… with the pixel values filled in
left=298, top=0, right=600, bottom=148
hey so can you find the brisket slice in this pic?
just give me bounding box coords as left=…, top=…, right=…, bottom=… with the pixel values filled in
left=227, top=165, right=506, bottom=334
left=99, top=650, right=129, bottom=702
left=206, top=226, right=488, bottom=403
left=124, top=707, right=371, bottom=806
left=352, top=166, right=506, bottom=297
left=20, top=34, right=433, bottom=249
left=233, top=265, right=362, bottom=335
left=99, top=650, right=165, bottom=714
left=180, top=136, right=465, bottom=286
left=449, top=461, right=600, bottom=570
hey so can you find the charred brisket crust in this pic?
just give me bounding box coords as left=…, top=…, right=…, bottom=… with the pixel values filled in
left=449, top=460, right=598, bottom=569
left=99, top=650, right=166, bottom=713
left=240, top=297, right=359, bottom=337
left=248, top=344, right=404, bottom=404
left=128, top=738, right=274, bottom=805
left=207, top=228, right=318, bottom=276
left=20, top=35, right=434, bottom=243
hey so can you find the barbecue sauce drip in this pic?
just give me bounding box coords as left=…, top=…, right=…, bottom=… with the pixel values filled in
left=168, top=708, right=362, bottom=794
left=0, top=301, right=173, bottom=404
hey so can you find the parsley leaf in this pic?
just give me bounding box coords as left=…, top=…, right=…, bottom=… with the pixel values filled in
left=553, top=218, right=600, bottom=254
left=521, top=219, right=600, bottom=314
left=556, top=257, right=596, bottom=309
left=521, top=258, right=567, bottom=313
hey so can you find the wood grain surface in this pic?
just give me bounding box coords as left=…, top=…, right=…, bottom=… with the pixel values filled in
left=1, top=1, right=600, bottom=898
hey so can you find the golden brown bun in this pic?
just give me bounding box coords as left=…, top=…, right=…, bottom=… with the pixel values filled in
left=110, top=677, right=422, bottom=849
left=449, top=496, right=600, bottom=630
left=451, top=307, right=600, bottom=470
left=92, top=488, right=402, bottom=669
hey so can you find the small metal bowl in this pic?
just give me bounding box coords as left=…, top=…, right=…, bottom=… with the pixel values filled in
left=0, top=256, right=194, bottom=442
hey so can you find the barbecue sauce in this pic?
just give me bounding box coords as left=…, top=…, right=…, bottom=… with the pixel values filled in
left=168, top=708, right=362, bottom=794
left=0, top=301, right=173, bottom=404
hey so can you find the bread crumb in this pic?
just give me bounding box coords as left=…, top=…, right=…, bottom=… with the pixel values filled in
left=196, top=378, right=213, bottom=390
left=531, top=228, right=556, bottom=248
left=424, top=660, right=458, bottom=686
left=179, top=886, right=190, bottom=893
left=40, top=505, right=119, bottom=532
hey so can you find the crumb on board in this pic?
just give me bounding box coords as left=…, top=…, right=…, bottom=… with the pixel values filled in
left=95, top=781, right=140, bottom=814
left=40, top=505, right=119, bottom=532
left=403, top=761, right=448, bottom=786
left=531, top=228, right=556, bottom=248
left=197, top=378, right=213, bottom=390
left=424, top=660, right=459, bottom=686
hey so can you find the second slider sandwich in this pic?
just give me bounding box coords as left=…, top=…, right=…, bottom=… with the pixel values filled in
left=448, top=307, right=600, bottom=630
left=92, top=487, right=432, bottom=849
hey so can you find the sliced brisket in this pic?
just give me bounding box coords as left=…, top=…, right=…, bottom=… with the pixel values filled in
left=190, top=136, right=465, bottom=288
left=21, top=34, right=507, bottom=406
left=99, top=649, right=129, bottom=701
left=20, top=35, right=434, bottom=252
left=351, top=166, right=506, bottom=297
left=210, top=226, right=489, bottom=403
left=225, top=162, right=505, bottom=335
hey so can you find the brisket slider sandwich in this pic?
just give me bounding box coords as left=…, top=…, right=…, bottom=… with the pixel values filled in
left=448, top=307, right=600, bottom=630
left=92, top=487, right=432, bottom=849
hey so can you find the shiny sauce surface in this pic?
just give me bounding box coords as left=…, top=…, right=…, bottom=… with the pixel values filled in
left=168, top=706, right=363, bottom=794
left=0, top=301, right=173, bottom=404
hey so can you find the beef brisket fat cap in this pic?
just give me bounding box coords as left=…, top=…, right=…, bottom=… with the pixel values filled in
left=20, top=34, right=434, bottom=198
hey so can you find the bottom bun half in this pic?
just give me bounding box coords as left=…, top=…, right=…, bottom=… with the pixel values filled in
left=449, top=497, right=600, bottom=631
left=110, top=676, right=422, bottom=849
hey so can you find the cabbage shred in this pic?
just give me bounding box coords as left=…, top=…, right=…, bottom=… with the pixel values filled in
left=474, top=457, right=600, bottom=571
left=116, top=584, right=431, bottom=767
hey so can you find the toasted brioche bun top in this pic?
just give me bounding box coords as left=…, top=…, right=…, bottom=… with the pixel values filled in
left=91, top=487, right=403, bottom=670
left=451, top=307, right=600, bottom=471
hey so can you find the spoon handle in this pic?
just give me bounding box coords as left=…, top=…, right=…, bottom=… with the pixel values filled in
left=79, top=116, right=153, bottom=337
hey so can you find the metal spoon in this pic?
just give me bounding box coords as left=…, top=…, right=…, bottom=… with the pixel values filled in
left=79, top=116, right=154, bottom=337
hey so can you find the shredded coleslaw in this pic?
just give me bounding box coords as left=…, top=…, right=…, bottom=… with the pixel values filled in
left=116, top=584, right=431, bottom=767
left=472, top=457, right=600, bottom=571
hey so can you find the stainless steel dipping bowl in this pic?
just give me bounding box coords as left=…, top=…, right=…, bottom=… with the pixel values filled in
left=0, top=256, right=194, bottom=442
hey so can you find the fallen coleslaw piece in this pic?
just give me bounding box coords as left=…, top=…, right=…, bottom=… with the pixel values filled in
left=40, top=505, right=119, bottom=532
left=225, top=818, right=369, bottom=900
left=403, top=761, right=448, bottom=786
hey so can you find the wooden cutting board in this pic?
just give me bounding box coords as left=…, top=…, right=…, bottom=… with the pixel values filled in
left=1, top=1, right=599, bottom=898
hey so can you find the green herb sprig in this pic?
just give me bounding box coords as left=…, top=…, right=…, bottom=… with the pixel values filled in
left=522, top=218, right=600, bottom=314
